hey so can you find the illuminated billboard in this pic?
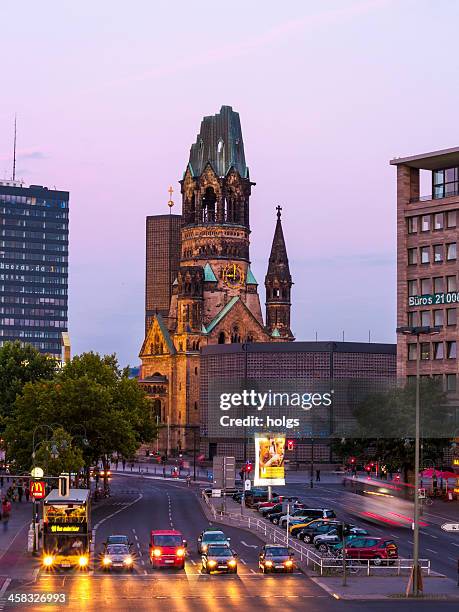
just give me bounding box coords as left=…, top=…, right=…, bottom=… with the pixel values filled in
left=254, top=434, right=286, bottom=486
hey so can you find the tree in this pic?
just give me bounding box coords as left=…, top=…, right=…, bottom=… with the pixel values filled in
left=0, top=341, right=57, bottom=427
left=33, top=427, right=85, bottom=477
left=332, top=378, right=453, bottom=482
left=4, top=352, right=157, bottom=475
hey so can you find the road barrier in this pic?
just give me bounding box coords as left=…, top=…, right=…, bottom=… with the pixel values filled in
left=201, top=492, right=431, bottom=577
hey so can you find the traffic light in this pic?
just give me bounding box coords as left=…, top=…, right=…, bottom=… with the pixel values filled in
left=287, top=440, right=294, bottom=451
left=58, top=473, right=70, bottom=498
left=349, top=457, right=355, bottom=464
left=245, top=462, right=252, bottom=473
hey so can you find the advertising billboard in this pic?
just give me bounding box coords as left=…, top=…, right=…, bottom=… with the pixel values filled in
left=254, top=434, right=286, bottom=486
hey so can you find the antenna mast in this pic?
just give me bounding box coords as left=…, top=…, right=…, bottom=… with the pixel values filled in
left=12, top=114, right=17, bottom=181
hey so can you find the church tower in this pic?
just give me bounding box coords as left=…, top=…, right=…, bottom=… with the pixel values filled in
left=265, top=206, right=294, bottom=340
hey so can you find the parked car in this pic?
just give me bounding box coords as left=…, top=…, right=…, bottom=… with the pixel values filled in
left=279, top=508, right=336, bottom=528
left=330, top=537, right=398, bottom=565
left=290, top=519, right=339, bottom=539
left=295, top=521, right=342, bottom=543
left=314, top=527, right=369, bottom=553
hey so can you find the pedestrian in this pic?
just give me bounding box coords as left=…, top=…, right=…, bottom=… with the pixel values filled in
left=122, top=459, right=126, bottom=471
left=2, top=498, right=11, bottom=531
left=316, top=469, right=321, bottom=482
left=25, top=486, right=30, bottom=503
left=17, top=484, right=23, bottom=502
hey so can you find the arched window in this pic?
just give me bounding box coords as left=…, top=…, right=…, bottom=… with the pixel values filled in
left=194, top=366, right=198, bottom=375
left=246, top=334, right=254, bottom=343
left=231, top=326, right=241, bottom=343
left=202, top=187, right=217, bottom=223
left=194, top=402, right=198, bottom=410
left=152, top=399, right=161, bottom=421
left=218, top=331, right=225, bottom=344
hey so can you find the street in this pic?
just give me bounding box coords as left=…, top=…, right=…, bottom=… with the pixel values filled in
left=0, top=473, right=458, bottom=611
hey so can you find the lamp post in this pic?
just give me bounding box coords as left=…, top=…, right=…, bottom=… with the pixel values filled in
left=396, top=324, right=441, bottom=596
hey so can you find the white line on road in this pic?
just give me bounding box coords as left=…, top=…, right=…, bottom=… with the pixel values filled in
left=240, top=558, right=247, bottom=565
left=452, top=543, right=459, bottom=547
left=426, top=548, right=438, bottom=554
left=250, top=569, right=256, bottom=574
left=134, top=535, right=139, bottom=541
left=241, top=541, right=257, bottom=548
left=190, top=559, right=196, bottom=565
left=448, top=557, right=457, bottom=562
left=0, top=579, right=11, bottom=599
left=390, top=534, right=400, bottom=539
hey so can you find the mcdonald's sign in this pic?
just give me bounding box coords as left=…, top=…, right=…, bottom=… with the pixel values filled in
left=30, top=480, right=45, bottom=500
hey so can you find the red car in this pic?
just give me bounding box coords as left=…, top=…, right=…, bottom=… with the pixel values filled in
left=340, top=537, right=398, bottom=565
left=149, top=530, right=187, bottom=569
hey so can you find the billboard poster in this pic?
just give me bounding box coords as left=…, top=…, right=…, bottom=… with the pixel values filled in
left=254, top=434, right=286, bottom=486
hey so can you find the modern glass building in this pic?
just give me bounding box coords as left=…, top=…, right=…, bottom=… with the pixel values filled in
left=0, top=180, right=69, bottom=358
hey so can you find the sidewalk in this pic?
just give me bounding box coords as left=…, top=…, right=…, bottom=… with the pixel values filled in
left=0, top=499, right=37, bottom=581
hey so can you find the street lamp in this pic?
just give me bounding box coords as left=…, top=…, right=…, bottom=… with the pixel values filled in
left=396, top=324, right=441, bottom=596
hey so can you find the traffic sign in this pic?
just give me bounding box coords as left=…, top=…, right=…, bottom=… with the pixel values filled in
left=30, top=480, right=46, bottom=500
left=211, top=489, right=222, bottom=498
left=244, top=479, right=251, bottom=491
left=441, top=523, right=459, bottom=532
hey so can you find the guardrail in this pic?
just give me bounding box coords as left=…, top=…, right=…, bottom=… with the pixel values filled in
left=201, top=492, right=431, bottom=577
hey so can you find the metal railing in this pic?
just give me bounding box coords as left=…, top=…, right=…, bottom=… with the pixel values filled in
left=201, top=492, right=431, bottom=577
left=410, top=188, right=459, bottom=203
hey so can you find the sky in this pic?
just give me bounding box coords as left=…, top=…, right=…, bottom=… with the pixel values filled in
left=1, top=0, right=458, bottom=367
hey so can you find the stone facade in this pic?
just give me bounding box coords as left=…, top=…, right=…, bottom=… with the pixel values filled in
left=139, top=106, right=293, bottom=453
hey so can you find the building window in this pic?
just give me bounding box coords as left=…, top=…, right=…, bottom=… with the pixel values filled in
left=447, top=210, right=456, bottom=228
left=447, top=341, right=457, bottom=359
left=408, top=343, right=417, bottom=361
left=433, top=167, right=459, bottom=199
left=421, top=215, right=430, bottom=231
left=408, top=248, right=417, bottom=265
left=447, top=242, right=457, bottom=260
left=421, top=278, right=431, bottom=294
left=433, top=277, right=444, bottom=293
left=408, top=311, right=418, bottom=326
left=433, top=342, right=444, bottom=359
left=447, top=308, right=457, bottom=326
left=420, top=310, right=430, bottom=326
left=434, top=213, right=444, bottom=230
left=446, top=373, right=457, bottom=392
left=447, top=275, right=457, bottom=292
left=408, top=280, right=418, bottom=297
left=433, top=244, right=444, bottom=262
left=420, top=343, right=430, bottom=360
left=434, top=309, right=444, bottom=326
left=420, top=247, right=430, bottom=264
left=408, top=217, right=418, bottom=234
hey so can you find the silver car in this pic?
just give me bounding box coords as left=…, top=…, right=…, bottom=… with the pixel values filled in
left=101, top=544, right=134, bottom=571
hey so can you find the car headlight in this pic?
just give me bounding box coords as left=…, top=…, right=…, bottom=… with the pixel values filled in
left=176, top=548, right=185, bottom=557
left=208, top=560, right=217, bottom=567
left=79, top=556, right=88, bottom=567
left=284, top=560, right=293, bottom=567
left=43, top=555, right=54, bottom=567
left=103, top=556, right=112, bottom=566
left=265, top=560, right=273, bottom=567
left=228, top=560, right=236, bottom=567
left=201, top=544, right=208, bottom=552
left=124, top=556, right=133, bottom=565
left=153, top=549, right=161, bottom=557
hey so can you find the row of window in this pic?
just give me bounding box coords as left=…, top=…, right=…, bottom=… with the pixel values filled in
left=0, top=241, right=68, bottom=252
left=1, top=230, right=67, bottom=240
left=0, top=308, right=66, bottom=317
left=2, top=219, right=68, bottom=230
left=0, top=252, right=68, bottom=263
left=408, top=275, right=457, bottom=296
left=0, top=207, right=68, bottom=219
left=0, top=318, right=67, bottom=328
left=0, top=285, right=67, bottom=295
left=0, top=263, right=67, bottom=273
left=406, top=372, right=457, bottom=392
left=0, top=194, right=68, bottom=208
left=0, top=296, right=66, bottom=305
left=408, top=242, right=456, bottom=265
left=0, top=275, right=67, bottom=283
left=433, top=168, right=459, bottom=199
left=408, top=210, right=456, bottom=234
left=408, top=341, right=457, bottom=360
left=408, top=308, right=456, bottom=327
left=0, top=330, right=61, bottom=339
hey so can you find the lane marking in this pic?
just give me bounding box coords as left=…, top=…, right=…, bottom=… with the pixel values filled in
left=240, top=558, right=247, bottom=565
left=0, top=579, right=11, bottom=599
left=241, top=541, right=257, bottom=548
left=451, top=543, right=459, bottom=547
left=250, top=569, right=256, bottom=574
left=426, top=548, right=438, bottom=554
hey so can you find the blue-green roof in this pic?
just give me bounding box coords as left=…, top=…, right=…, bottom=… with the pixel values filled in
left=271, top=328, right=281, bottom=338
left=205, top=296, right=239, bottom=333
left=246, top=266, right=257, bottom=285
left=156, top=313, right=176, bottom=354
left=203, top=263, right=217, bottom=282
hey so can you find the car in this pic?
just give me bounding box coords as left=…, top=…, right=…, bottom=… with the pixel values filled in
left=201, top=544, right=238, bottom=574
left=104, top=534, right=132, bottom=550
left=149, top=530, right=187, bottom=569
left=294, top=521, right=341, bottom=543
left=197, top=530, right=231, bottom=554
left=255, top=496, right=299, bottom=512
left=279, top=508, right=336, bottom=529
left=258, top=545, right=295, bottom=573
left=290, top=519, right=339, bottom=539
left=269, top=503, right=305, bottom=523
left=331, top=537, right=398, bottom=565
left=314, top=527, right=369, bottom=553
left=245, top=490, right=274, bottom=507
left=101, top=544, right=134, bottom=571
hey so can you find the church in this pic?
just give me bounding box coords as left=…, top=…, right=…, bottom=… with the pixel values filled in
left=139, top=105, right=294, bottom=454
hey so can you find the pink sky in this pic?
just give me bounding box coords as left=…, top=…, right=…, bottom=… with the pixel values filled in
left=1, top=0, right=458, bottom=365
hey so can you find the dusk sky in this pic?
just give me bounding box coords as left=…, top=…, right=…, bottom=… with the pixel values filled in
left=1, top=0, right=458, bottom=366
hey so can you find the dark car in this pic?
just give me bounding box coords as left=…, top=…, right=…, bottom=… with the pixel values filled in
left=268, top=504, right=305, bottom=523
left=201, top=545, right=238, bottom=574
left=290, top=519, right=339, bottom=540
left=104, top=534, right=132, bottom=551
left=296, top=521, right=341, bottom=543
left=330, top=537, right=398, bottom=565
left=314, top=527, right=369, bottom=553
left=259, top=545, right=295, bottom=573
left=197, top=530, right=231, bottom=554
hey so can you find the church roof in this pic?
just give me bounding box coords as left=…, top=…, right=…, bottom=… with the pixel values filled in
left=204, top=296, right=240, bottom=333
left=266, top=207, right=291, bottom=281
left=246, top=266, right=257, bottom=285
left=271, top=328, right=281, bottom=338
left=188, top=106, right=249, bottom=179
left=203, top=262, right=217, bottom=282
left=156, top=312, right=176, bottom=355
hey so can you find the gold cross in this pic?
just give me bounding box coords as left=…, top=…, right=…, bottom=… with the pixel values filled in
left=168, top=185, right=174, bottom=208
